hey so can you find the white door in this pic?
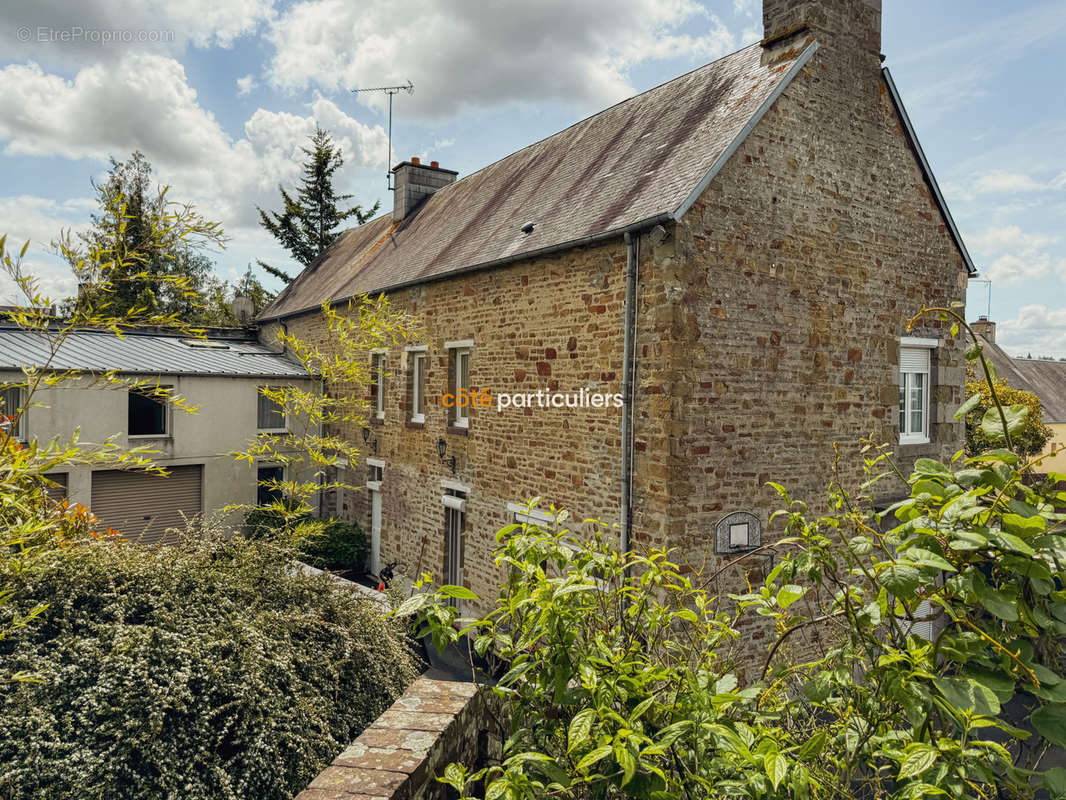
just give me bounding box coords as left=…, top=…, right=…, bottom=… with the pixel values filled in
left=370, top=489, right=382, bottom=575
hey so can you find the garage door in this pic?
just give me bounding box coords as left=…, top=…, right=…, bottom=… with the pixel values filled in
left=91, top=465, right=203, bottom=545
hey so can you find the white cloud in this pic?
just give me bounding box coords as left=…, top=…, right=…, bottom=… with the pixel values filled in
left=264, top=0, right=739, bottom=119
left=0, top=0, right=274, bottom=64
left=969, top=224, right=1066, bottom=285
left=973, top=170, right=1044, bottom=195
left=997, top=305, right=1066, bottom=360
left=0, top=53, right=388, bottom=234
left=236, top=73, right=257, bottom=95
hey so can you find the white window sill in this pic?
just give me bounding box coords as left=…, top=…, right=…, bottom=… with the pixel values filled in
left=374, top=411, right=385, bottom=421
left=453, top=417, right=469, bottom=429
left=366, top=480, right=382, bottom=492
left=128, top=433, right=170, bottom=440
left=410, top=413, right=426, bottom=424
left=258, top=428, right=288, bottom=435
left=899, top=434, right=930, bottom=446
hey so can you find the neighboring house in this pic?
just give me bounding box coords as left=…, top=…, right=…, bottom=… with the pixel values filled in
left=972, top=317, right=1066, bottom=472
left=258, top=0, right=973, bottom=652
left=0, top=326, right=315, bottom=543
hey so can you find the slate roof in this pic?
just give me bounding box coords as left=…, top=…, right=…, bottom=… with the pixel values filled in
left=260, top=41, right=816, bottom=321
left=979, top=337, right=1066, bottom=424
left=0, top=327, right=308, bottom=378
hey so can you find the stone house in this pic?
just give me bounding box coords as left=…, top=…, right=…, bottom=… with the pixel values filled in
left=258, top=0, right=975, bottom=634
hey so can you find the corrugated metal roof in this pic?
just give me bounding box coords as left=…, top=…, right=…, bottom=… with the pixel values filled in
left=979, top=336, right=1066, bottom=424
left=260, top=41, right=815, bottom=320
left=0, top=327, right=308, bottom=378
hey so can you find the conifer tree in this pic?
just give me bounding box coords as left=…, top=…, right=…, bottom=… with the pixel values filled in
left=257, top=128, right=379, bottom=283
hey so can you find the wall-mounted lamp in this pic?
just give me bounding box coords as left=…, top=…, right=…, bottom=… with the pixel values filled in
left=714, top=510, right=762, bottom=555
left=361, top=425, right=378, bottom=454
left=436, top=437, right=456, bottom=474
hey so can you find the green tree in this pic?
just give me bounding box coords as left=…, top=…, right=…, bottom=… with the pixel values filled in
left=964, top=373, right=1052, bottom=459
left=57, top=152, right=226, bottom=320
left=256, top=127, right=379, bottom=283
left=198, top=267, right=276, bottom=327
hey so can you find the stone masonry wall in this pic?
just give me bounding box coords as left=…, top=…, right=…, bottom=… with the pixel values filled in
left=645, top=35, right=968, bottom=669
left=273, top=239, right=649, bottom=611
left=295, top=677, right=500, bottom=800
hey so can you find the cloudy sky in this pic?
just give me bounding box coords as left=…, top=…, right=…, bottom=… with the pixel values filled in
left=0, top=0, right=1063, bottom=356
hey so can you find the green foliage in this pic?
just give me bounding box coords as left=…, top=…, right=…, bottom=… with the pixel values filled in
left=964, top=367, right=1053, bottom=458
left=299, top=519, right=369, bottom=574
left=234, top=295, right=417, bottom=519
left=0, top=526, right=420, bottom=799
left=257, top=127, right=379, bottom=281
left=56, top=151, right=229, bottom=322
left=409, top=307, right=1066, bottom=800
left=244, top=509, right=369, bottom=574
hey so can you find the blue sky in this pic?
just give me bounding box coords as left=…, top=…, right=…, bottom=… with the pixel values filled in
left=0, top=0, right=1063, bottom=357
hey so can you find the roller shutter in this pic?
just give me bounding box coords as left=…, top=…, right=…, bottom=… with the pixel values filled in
left=91, top=465, right=202, bottom=545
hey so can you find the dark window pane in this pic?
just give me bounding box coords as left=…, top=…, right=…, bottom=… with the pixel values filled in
left=257, top=465, right=284, bottom=506
left=128, top=391, right=166, bottom=436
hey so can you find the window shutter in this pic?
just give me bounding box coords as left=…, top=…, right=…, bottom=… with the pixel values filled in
left=899, top=346, right=930, bottom=374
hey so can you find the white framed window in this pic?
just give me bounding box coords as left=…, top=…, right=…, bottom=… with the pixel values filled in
left=1, top=383, right=23, bottom=440
left=899, top=338, right=935, bottom=445
left=371, top=350, right=386, bottom=420
left=445, top=340, right=473, bottom=428
left=257, top=387, right=287, bottom=432
left=406, top=346, right=427, bottom=423
left=442, top=488, right=468, bottom=604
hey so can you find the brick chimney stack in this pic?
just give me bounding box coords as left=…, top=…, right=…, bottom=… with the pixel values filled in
left=972, top=315, right=996, bottom=344
left=762, top=0, right=881, bottom=59
left=392, top=157, right=458, bottom=221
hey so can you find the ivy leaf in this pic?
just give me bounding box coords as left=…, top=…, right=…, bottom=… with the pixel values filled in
left=899, top=744, right=938, bottom=779
left=1033, top=705, right=1066, bottom=749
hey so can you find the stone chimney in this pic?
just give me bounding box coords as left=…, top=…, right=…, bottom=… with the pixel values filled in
left=971, top=315, right=996, bottom=344
left=392, top=157, right=458, bottom=221
left=762, top=0, right=881, bottom=59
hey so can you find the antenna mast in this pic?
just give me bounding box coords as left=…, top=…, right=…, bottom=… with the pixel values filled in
left=351, top=80, right=414, bottom=191
left=969, top=278, right=992, bottom=318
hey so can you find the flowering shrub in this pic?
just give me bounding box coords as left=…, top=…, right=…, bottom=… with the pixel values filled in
left=0, top=528, right=420, bottom=799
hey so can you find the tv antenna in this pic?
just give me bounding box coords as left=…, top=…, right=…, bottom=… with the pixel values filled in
left=351, top=81, right=414, bottom=190
left=969, top=278, right=992, bottom=318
